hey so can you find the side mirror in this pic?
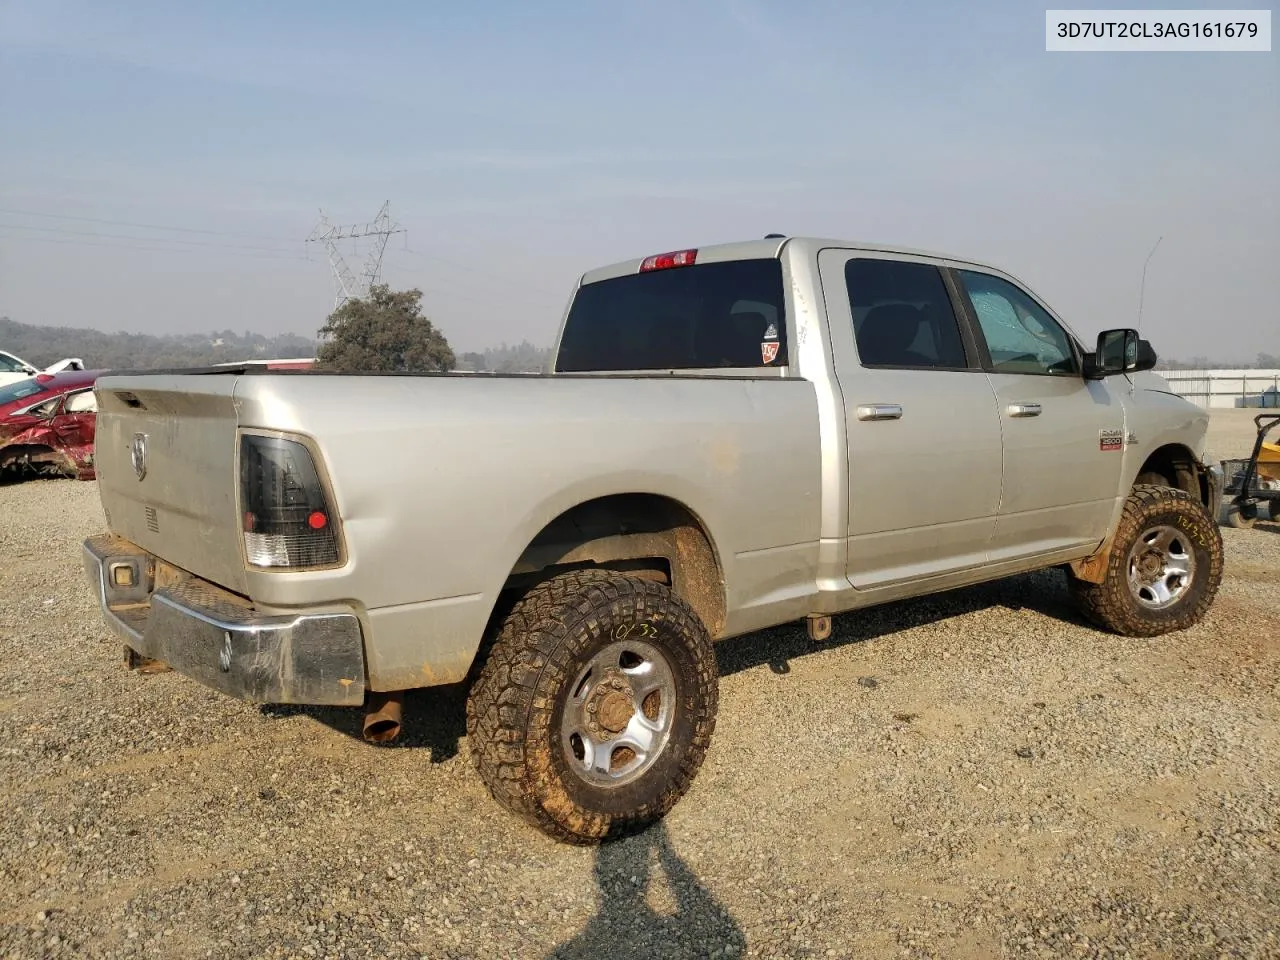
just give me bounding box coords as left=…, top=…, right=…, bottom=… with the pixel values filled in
left=21, top=365, right=38, bottom=375
left=1083, top=328, right=1158, bottom=379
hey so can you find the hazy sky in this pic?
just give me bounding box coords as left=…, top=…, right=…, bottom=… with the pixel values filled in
left=1, top=0, right=1276, bottom=358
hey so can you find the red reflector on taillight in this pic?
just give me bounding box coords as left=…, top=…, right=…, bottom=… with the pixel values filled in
left=35, top=373, right=53, bottom=383
left=239, top=434, right=339, bottom=569
left=639, top=249, right=698, bottom=272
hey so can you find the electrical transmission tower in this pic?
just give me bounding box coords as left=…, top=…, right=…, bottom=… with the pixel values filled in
left=305, top=201, right=405, bottom=310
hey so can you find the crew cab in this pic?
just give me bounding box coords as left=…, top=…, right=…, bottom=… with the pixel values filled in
left=83, top=236, right=1223, bottom=842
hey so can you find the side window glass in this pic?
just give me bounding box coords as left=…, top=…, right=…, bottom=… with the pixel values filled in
left=956, top=270, right=1078, bottom=375
left=0, top=354, right=24, bottom=373
left=845, top=259, right=969, bottom=369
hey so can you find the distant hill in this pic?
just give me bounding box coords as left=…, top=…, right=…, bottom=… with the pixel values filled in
left=0, top=316, right=317, bottom=370
left=1, top=316, right=556, bottom=374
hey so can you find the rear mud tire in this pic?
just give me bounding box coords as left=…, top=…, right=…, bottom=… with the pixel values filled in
left=1068, top=484, right=1223, bottom=637
left=465, top=569, right=718, bottom=844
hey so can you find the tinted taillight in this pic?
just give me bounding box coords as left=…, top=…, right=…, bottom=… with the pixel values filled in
left=239, top=434, right=340, bottom=569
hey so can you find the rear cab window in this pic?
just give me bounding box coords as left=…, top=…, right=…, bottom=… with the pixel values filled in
left=555, top=259, right=788, bottom=373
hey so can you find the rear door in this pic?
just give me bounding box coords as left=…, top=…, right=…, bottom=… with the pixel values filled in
left=817, top=250, right=1004, bottom=589
left=949, top=268, right=1125, bottom=560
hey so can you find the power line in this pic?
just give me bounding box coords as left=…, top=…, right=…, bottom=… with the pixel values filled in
left=419, top=285, right=565, bottom=311
left=0, top=206, right=299, bottom=243
left=0, top=220, right=307, bottom=255
left=399, top=246, right=566, bottom=302
left=0, top=232, right=311, bottom=262
left=1, top=204, right=570, bottom=303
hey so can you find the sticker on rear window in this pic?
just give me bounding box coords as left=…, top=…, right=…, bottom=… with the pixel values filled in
left=761, top=341, right=780, bottom=364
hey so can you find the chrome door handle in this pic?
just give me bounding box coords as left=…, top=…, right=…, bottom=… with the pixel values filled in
left=856, top=403, right=903, bottom=421
left=1006, top=402, right=1042, bottom=418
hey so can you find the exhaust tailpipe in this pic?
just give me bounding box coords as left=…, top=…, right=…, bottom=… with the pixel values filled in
left=362, top=690, right=404, bottom=743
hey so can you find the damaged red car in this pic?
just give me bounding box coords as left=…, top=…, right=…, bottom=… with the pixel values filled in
left=0, top=369, right=105, bottom=481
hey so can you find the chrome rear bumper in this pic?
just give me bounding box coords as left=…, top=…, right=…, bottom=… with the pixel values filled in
left=83, top=533, right=366, bottom=706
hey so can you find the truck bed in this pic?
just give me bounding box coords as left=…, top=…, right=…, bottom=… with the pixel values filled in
left=92, top=369, right=825, bottom=687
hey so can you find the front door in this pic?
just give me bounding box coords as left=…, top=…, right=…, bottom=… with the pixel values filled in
left=950, top=268, right=1126, bottom=561
left=817, top=250, right=1005, bottom=590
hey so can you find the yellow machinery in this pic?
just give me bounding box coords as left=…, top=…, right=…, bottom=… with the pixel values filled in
left=1258, top=438, right=1280, bottom=482
left=1224, top=414, right=1280, bottom=528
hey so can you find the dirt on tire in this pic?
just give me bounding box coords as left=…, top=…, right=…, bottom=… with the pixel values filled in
left=1068, top=484, right=1224, bottom=637
left=465, top=569, right=719, bottom=844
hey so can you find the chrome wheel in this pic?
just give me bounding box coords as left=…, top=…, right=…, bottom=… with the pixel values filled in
left=1126, top=524, right=1196, bottom=610
left=560, top=638, right=677, bottom=788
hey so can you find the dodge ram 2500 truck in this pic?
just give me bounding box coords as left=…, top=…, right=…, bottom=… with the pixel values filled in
left=83, top=236, right=1224, bottom=843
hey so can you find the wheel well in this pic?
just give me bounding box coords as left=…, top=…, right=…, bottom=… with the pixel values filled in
left=500, top=494, right=726, bottom=638
left=1135, top=444, right=1209, bottom=506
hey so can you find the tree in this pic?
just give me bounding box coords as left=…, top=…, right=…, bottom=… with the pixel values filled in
left=315, top=285, right=455, bottom=373
left=1258, top=352, right=1280, bottom=369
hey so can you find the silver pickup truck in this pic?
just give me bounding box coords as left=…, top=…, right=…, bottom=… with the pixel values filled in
left=83, top=236, right=1224, bottom=843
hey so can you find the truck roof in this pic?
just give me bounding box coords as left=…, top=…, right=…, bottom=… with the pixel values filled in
left=578, top=235, right=1003, bottom=286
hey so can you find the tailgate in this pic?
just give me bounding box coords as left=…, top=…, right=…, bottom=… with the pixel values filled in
left=94, top=374, right=249, bottom=596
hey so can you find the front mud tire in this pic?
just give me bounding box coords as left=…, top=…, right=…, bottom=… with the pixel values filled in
left=465, top=570, right=719, bottom=844
left=1068, top=484, right=1223, bottom=637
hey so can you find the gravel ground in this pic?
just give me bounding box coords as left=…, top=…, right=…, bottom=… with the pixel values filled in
left=1205, top=407, right=1274, bottom=464
left=1, top=411, right=1278, bottom=959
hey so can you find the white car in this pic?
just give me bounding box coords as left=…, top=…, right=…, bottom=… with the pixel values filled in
left=0, top=350, right=86, bottom=387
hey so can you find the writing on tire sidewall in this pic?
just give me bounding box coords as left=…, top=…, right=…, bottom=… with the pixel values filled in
left=541, top=604, right=701, bottom=820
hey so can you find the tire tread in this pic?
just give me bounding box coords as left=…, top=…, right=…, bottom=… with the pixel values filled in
left=1068, top=484, right=1223, bottom=637
left=465, top=569, right=717, bottom=843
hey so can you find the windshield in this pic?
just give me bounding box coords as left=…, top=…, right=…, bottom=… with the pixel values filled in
left=0, top=380, right=46, bottom=405
left=555, top=258, right=788, bottom=372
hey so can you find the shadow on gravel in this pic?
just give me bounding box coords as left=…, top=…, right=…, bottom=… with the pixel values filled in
left=547, top=822, right=744, bottom=960
left=716, top=567, right=1084, bottom=679
left=259, top=683, right=468, bottom=762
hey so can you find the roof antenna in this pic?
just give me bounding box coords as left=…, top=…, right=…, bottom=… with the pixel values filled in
left=1136, top=234, right=1163, bottom=337
left=1132, top=234, right=1163, bottom=394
